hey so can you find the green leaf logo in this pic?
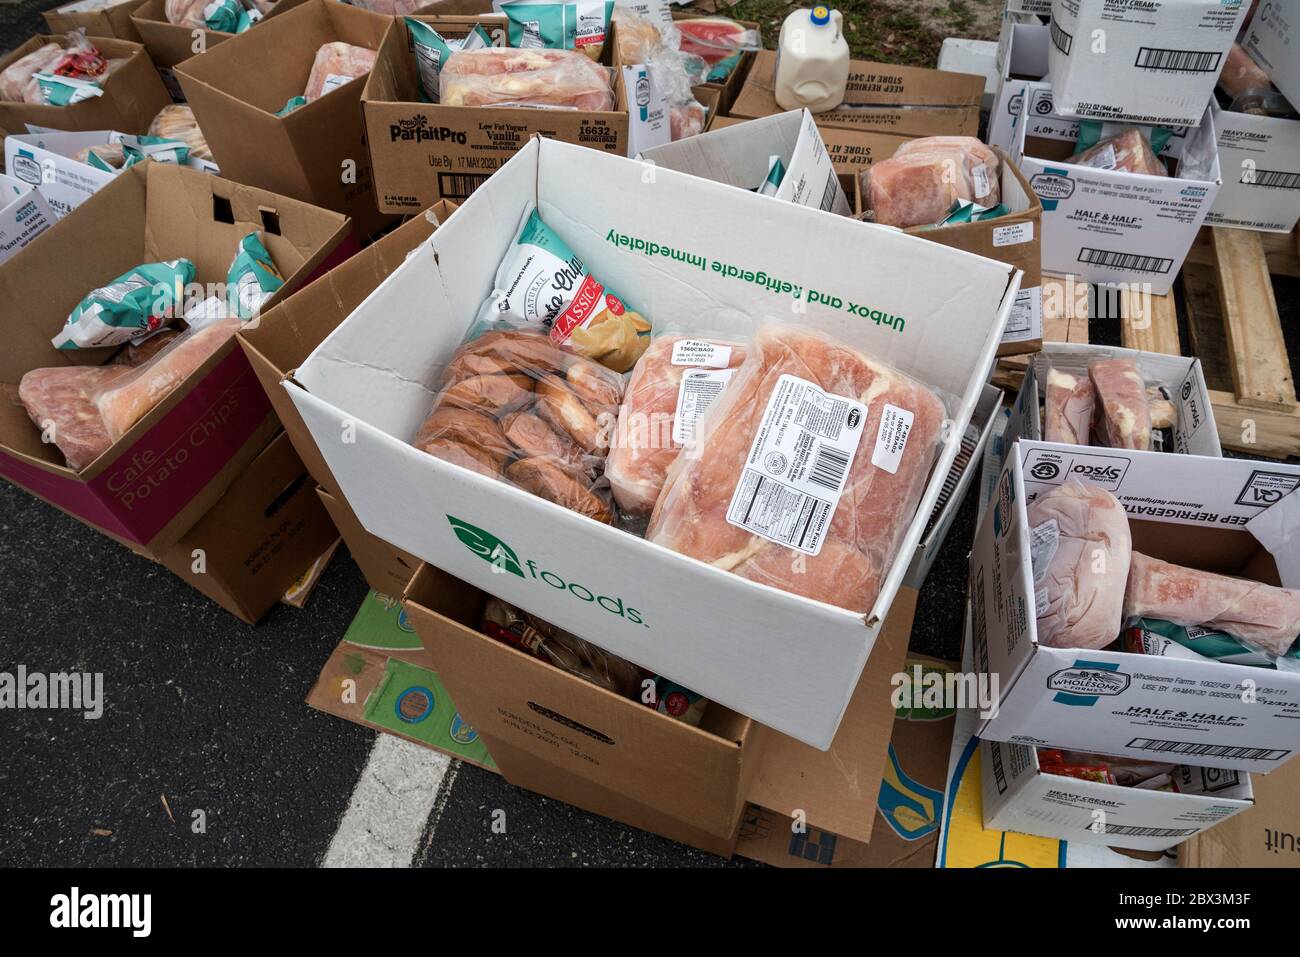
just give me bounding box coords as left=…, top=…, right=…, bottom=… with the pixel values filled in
left=446, top=515, right=524, bottom=578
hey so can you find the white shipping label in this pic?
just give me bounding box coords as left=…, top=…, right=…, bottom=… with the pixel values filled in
left=1035, top=585, right=1049, bottom=617
left=321, top=74, right=352, bottom=95
left=725, top=374, right=869, bottom=556
left=1030, top=518, right=1059, bottom=584
left=1078, top=143, right=1117, bottom=171
left=971, top=163, right=992, bottom=198
left=671, top=339, right=732, bottom=368
left=870, top=404, right=914, bottom=475
left=1002, top=286, right=1043, bottom=343
left=673, top=368, right=735, bottom=445
left=992, top=221, right=1034, bottom=247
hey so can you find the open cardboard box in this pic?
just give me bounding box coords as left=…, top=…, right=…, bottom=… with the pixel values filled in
left=0, top=35, right=171, bottom=136
left=970, top=440, right=1300, bottom=774
left=281, top=136, right=1018, bottom=748
left=175, top=0, right=395, bottom=238
left=0, top=172, right=56, bottom=265
left=1181, top=738, right=1300, bottom=866
left=44, top=0, right=143, bottom=43
left=708, top=112, right=916, bottom=179
left=362, top=14, right=630, bottom=212
left=0, top=162, right=350, bottom=552
left=318, top=485, right=419, bottom=598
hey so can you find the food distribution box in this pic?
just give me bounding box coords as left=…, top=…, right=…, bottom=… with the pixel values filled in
left=1013, top=82, right=1221, bottom=296
left=404, top=563, right=917, bottom=856
left=0, top=35, right=171, bottom=137
left=853, top=146, right=1044, bottom=357
left=3, top=130, right=118, bottom=217
left=44, top=0, right=143, bottom=42
left=729, top=50, right=984, bottom=138
left=982, top=738, right=1254, bottom=852
left=639, top=109, right=850, bottom=215
left=1181, top=739, right=1300, bottom=866
left=361, top=15, right=629, bottom=212
left=970, top=440, right=1300, bottom=773
left=283, top=136, right=1018, bottom=748
left=1242, top=0, right=1300, bottom=106
left=0, top=172, right=56, bottom=265
left=175, top=0, right=394, bottom=238
left=157, top=430, right=340, bottom=623
left=1047, top=0, right=1248, bottom=127
left=0, top=161, right=350, bottom=552
left=707, top=113, right=914, bottom=178
left=318, top=486, right=420, bottom=598
left=1205, top=101, right=1300, bottom=233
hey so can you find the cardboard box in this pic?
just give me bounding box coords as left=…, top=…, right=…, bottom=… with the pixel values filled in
left=854, top=146, right=1045, bottom=357
left=404, top=563, right=917, bottom=856
left=639, top=109, right=850, bottom=215
left=0, top=35, right=171, bottom=137
left=175, top=0, right=395, bottom=238
left=707, top=113, right=914, bottom=178
left=730, top=50, right=984, bottom=138
left=1047, top=0, right=1248, bottom=127
left=982, top=738, right=1254, bottom=852
left=0, top=172, right=56, bottom=265
left=361, top=15, right=630, bottom=212
left=970, top=440, right=1300, bottom=773
left=318, top=485, right=419, bottom=598
left=282, top=136, right=1018, bottom=748
left=1205, top=101, right=1300, bottom=234
left=1014, top=82, right=1221, bottom=295
left=44, top=0, right=143, bottom=43
left=1242, top=0, right=1300, bottom=106
left=0, top=162, right=350, bottom=552
left=988, top=19, right=1050, bottom=157
left=5, top=130, right=123, bottom=218
left=157, top=431, right=340, bottom=623
left=1181, top=743, right=1300, bottom=866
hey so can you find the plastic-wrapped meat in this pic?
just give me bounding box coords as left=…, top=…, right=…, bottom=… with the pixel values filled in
left=646, top=325, right=945, bottom=613
left=1043, top=368, right=1094, bottom=445
left=0, top=43, right=68, bottom=103
left=1027, top=481, right=1132, bottom=650
left=18, top=364, right=131, bottom=470
left=149, top=104, right=213, bottom=161
left=1068, top=128, right=1167, bottom=177
left=165, top=0, right=207, bottom=27
left=864, top=136, right=1001, bottom=228
left=441, top=48, right=614, bottom=111
left=670, top=100, right=706, bottom=140
left=1089, top=358, right=1151, bottom=450
left=675, top=16, right=760, bottom=66
left=303, top=42, right=377, bottom=102
left=1219, top=43, right=1273, bottom=99
left=606, top=336, right=747, bottom=519
left=1124, top=553, right=1300, bottom=657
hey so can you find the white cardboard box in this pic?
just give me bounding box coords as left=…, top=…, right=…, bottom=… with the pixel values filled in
left=0, top=171, right=56, bottom=264
left=639, top=110, right=851, bottom=216
left=285, top=136, right=1019, bottom=749
left=1015, top=82, right=1221, bottom=295
left=970, top=440, right=1300, bottom=773
left=1242, top=0, right=1300, bottom=107
left=982, top=737, right=1254, bottom=852
left=989, top=19, right=1050, bottom=157
left=1048, top=0, right=1248, bottom=127
left=4, top=130, right=118, bottom=218
left=1205, top=101, right=1300, bottom=234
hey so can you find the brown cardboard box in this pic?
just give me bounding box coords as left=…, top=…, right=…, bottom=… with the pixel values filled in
left=362, top=15, right=630, bottom=211
left=730, top=50, right=982, bottom=137
left=1181, top=746, right=1300, bottom=868
left=403, top=564, right=916, bottom=856
left=317, top=485, right=419, bottom=598
left=44, top=0, right=143, bottom=43
left=0, top=162, right=350, bottom=553
left=158, top=431, right=339, bottom=623
left=0, top=35, right=171, bottom=136
left=175, top=0, right=396, bottom=238
left=709, top=113, right=913, bottom=177
left=238, top=201, right=456, bottom=497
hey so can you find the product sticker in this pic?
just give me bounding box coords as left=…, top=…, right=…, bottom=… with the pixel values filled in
left=673, top=367, right=735, bottom=445
left=971, top=162, right=991, bottom=198
left=671, top=339, right=732, bottom=368
left=725, top=374, right=867, bottom=556
left=1078, top=144, right=1117, bottom=171
left=1035, top=585, right=1048, bottom=617
left=992, top=221, right=1033, bottom=247
left=1002, top=286, right=1043, bottom=343
left=320, top=74, right=352, bottom=95
left=1029, top=518, right=1059, bottom=584
left=870, top=404, right=914, bottom=475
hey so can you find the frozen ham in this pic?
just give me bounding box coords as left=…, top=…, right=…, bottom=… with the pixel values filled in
left=304, top=42, right=377, bottom=102
left=1219, top=43, right=1273, bottom=100
left=646, top=325, right=945, bottom=613
left=606, top=336, right=747, bottom=519
left=440, top=47, right=614, bottom=111
left=18, top=364, right=131, bottom=470
left=1028, top=481, right=1132, bottom=650
left=165, top=0, right=206, bottom=27
left=1124, top=553, right=1300, bottom=657
left=1068, top=128, right=1166, bottom=177
left=1043, top=368, right=1094, bottom=445
left=1089, top=358, right=1151, bottom=450
left=864, top=136, right=1000, bottom=228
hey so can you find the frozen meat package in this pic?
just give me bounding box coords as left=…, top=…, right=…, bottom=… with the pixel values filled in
left=861, top=136, right=1001, bottom=229
left=440, top=47, right=614, bottom=111
left=646, top=323, right=948, bottom=613
left=304, top=42, right=377, bottom=102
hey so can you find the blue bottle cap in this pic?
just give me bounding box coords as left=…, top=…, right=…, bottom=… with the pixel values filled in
left=810, top=5, right=830, bottom=25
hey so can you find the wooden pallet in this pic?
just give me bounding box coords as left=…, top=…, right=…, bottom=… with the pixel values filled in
left=991, top=272, right=1090, bottom=392
left=1119, top=226, right=1300, bottom=459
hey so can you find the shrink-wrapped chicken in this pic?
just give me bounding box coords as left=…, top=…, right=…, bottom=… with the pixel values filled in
left=18, top=364, right=131, bottom=470
left=303, top=42, right=377, bottom=102
left=1067, top=127, right=1166, bottom=176
left=1089, top=358, right=1151, bottom=450
left=1124, top=553, right=1300, bottom=657
left=165, top=0, right=207, bottom=27
left=863, top=136, right=1000, bottom=228
left=440, top=47, right=614, bottom=110
left=1043, top=368, right=1094, bottom=445
left=1219, top=43, right=1273, bottom=100
left=646, top=325, right=945, bottom=613
left=149, top=104, right=213, bottom=161
left=1027, top=481, right=1132, bottom=650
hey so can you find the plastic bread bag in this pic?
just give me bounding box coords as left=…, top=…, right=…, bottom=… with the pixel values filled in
left=860, top=136, right=1000, bottom=228
left=411, top=328, right=625, bottom=524
left=303, top=42, right=377, bottom=101
left=149, top=104, right=214, bottom=161
left=497, top=0, right=614, bottom=61
left=74, top=142, right=125, bottom=169
left=645, top=321, right=951, bottom=614
left=610, top=8, right=707, bottom=140
left=440, top=47, right=615, bottom=111
left=474, top=203, right=650, bottom=372
left=0, top=30, right=106, bottom=104
left=1121, top=617, right=1300, bottom=671
left=51, top=259, right=196, bottom=350
left=406, top=17, right=492, bottom=103
left=1067, top=126, right=1167, bottom=177
left=227, top=231, right=284, bottom=319
left=674, top=15, right=760, bottom=66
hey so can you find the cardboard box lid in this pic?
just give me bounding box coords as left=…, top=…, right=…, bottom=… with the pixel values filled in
left=45, top=0, right=143, bottom=42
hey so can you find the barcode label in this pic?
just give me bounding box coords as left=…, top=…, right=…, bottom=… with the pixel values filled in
left=1050, top=20, right=1072, bottom=55
left=1126, top=737, right=1291, bottom=762
left=437, top=172, right=491, bottom=200
left=673, top=367, right=735, bottom=445
left=1135, top=47, right=1222, bottom=73
left=1078, top=247, right=1174, bottom=275
left=820, top=172, right=839, bottom=211
left=1243, top=169, right=1300, bottom=189
left=1089, top=823, right=1198, bottom=838
left=990, top=742, right=1008, bottom=795
left=808, top=445, right=850, bottom=491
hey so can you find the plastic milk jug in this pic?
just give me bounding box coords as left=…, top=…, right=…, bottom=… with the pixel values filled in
left=774, top=6, right=849, bottom=112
